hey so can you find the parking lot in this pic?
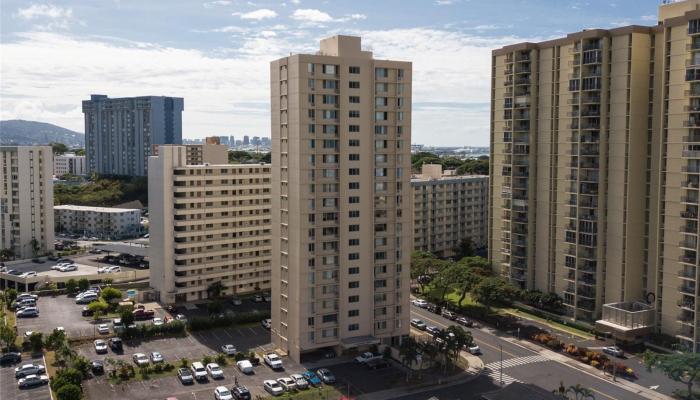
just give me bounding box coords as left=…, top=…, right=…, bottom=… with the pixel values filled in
left=0, top=354, right=51, bottom=400
left=5, top=253, right=145, bottom=275
left=16, top=294, right=168, bottom=338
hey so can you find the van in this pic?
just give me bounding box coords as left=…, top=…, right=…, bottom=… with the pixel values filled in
left=191, top=362, right=208, bottom=381
left=76, top=294, right=98, bottom=304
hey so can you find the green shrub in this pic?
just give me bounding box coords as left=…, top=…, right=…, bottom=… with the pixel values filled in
left=153, top=363, right=163, bottom=373
left=164, top=362, right=175, bottom=371
left=215, top=353, right=227, bottom=365
left=202, top=355, right=213, bottom=365
left=56, top=383, right=82, bottom=400
left=234, top=352, right=246, bottom=361
left=180, top=358, right=189, bottom=368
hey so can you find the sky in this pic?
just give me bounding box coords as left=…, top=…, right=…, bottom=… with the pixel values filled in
left=1, top=1, right=661, bottom=146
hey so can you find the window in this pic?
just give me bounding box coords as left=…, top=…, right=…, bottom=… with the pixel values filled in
left=323, top=125, right=338, bottom=134
left=349, top=224, right=360, bottom=232
left=349, top=182, right=360, bottom=189
left=349, top=66, right=360, bottom=74
left=322, top=314, right=338, bottom=323
left=348, top=309, right=359, bottom=317
left=349, top=281, right=360, bottom=288
left=308, top=63, right=315, bottom=73
left=349, top=125, right=360, bottom=132
left=375, top=154, right=387, bottom=162
left=397, top=97, right=404, bottom=108
left=375, top=97, right=388, bottom=107
left=323, top=95, right=338, bottom=104
left=375, top=168, right=387, bottom=177
left=349, top=210, right=360, bottom=218
left=349, top=295, right=359, bottom=303
left=375, top=112, right=388, bottom=121
left=308, top=124, right=316, bottom=133
left=308, top=79, right=315, bottom=89
left=308, top=317, right=315, bottom=326
left=375, top=82, right=389, bottom=92
left=349, top=324, right=359, bottom=331
left=349, top=154, right=360, bottom=161
left=322, top=80, right=338, bottom=89
left=349, top=239, right=359, bottom=246
left=323, top=110, right=338, bottom=120
left=349, top=96, right=360, bottom=103
left=349, top=267, right=359, bottom=275
left=349, top=253, right=360, bottom=260
left=375, top=67, right=389, bottom=78
left=375, top=140, right=387, bottom=149
left=349, top=139, right=360, bottom=147
left=323, top=64, right=337, bottom=74
left=349, top=81, right=360, bottom=89
left=374, top=126, right=388, bottom=135
left=349, top=110, right=360, bottom=118
left=349, top=196, right=360, bottom=203
left=349, top=168, right=360, bottom=175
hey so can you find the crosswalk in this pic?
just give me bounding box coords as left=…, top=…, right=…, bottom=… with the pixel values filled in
left=482, top=355, right=550, bottom=386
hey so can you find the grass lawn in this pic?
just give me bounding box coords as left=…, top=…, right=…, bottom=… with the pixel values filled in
left=499, top=308, right=594, bottom=339
left=265, top=386, right=343, bottom=399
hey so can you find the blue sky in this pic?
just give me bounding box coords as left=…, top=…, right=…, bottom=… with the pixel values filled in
left=1, top=0, right=660, bottom=146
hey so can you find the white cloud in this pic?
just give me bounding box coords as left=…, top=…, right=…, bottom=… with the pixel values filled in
left=260, top=30, right=277, bottom=38
left=290, top=9, right=333, bottom=23
left=203, top=0, right=232, bottom=8
left=16, top=4, right=73, bottom=20
left=234, top=8, right=278, bottom=20
left=349, top=14, right=367, bottom=20
left=290, top=0, right=301, bottom=4
left=435, top=0, right=455, bottom=5
left=640, top=15, right=656, bottom=21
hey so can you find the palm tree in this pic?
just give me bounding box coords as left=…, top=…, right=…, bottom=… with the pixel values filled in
left=420, top=340, right=439, bottom=371
left=567, top=384, right=595, bottom=400
left=446, top=325, right=473, bottom=369
left=399, top=337, right=420, bottom=382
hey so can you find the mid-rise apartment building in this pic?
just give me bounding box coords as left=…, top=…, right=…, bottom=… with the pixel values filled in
left=271, top=35, right=412, bottom=362
left=412, top=164, right=488, bottom=257
left=0, top=146, right=54, bottom=259
left=489, top=0, right=700, bottom=352
left=148, top=145, right=272, bottom=304
left=83, top=94, right=184, bottom=176
left=54, top=153, right=86, bottom=176
left=152, top=136, right=228, bottom=166
left=54, top=205, right=141, bottom=239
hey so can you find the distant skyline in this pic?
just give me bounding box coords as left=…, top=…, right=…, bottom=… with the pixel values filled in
left=1, top=0, right=660, bottom=146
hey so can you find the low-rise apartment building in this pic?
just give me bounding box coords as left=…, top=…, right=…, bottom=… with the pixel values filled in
left=412, top=164, right=488, bottom=257
left=148, top=145, right=272, bottom=304
left=54, top=153, right=87, bottom=176
left=152, top=136, right=228, bottom=165
left=0, top=146, right=54, bottom=259
left=54, top=205, right=141, bottom=239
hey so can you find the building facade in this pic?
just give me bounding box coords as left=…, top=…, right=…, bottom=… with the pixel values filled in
left=152, top=137, right=228, bottom=166
left=83, top=94, right=184, bottom=176
left=0, top=146, right=54, bottom=259
left=54, top=205, right=141, bottom=239
left=54, top=153, right=87, bottom=176
left=148, top=145, right=272, bottom=304
left=271, top=35, right=412, bottom=361
left=489, top=0, right=700, bottom=352
left=412, top=164, right=488, bottom=257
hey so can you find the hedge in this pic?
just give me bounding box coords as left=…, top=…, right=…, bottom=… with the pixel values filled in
left=188, top=311, right=271, bottom=331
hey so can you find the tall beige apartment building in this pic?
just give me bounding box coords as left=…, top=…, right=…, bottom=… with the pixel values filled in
left=148, top=145, right=272, bottom=304
left=490, top=0, right=700, bottom=351
left=271, top=35, right=412, bottom=361
left=0, top=146, right=54, bottom=259
left=152, top=136, right=228, bottom=166
left=412, top=164, right=488, bottom=257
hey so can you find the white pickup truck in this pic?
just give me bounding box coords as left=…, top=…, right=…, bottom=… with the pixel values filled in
left=354, top=352, right=383, bottom=364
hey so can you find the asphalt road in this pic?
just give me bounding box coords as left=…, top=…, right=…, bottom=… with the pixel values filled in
left=411, top=306, right=674, bottom=400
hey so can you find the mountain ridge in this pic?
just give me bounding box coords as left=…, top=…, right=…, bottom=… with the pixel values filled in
left=0, top=119, right=84, bottom=147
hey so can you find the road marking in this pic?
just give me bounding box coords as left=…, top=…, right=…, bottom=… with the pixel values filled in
left=236, top=329, right=245, bottom=336
left=248, top=327, right=256, bottom=334
left=212, top=330, right=221, bottom=341
left=483, top=355, right=549, bottom=370
left=225, top=329, right=234, bottom=339
left=482, top=367, right=520, bottom=385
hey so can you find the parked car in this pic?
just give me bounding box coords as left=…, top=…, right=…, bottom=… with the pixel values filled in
left=253, top=294, right=264, bottom=303
left=426, top=326, right=441, bottom=336
left=18, top=271, right=38, bottom=278
left=18, top=374, right=49, bottom=388
left=15, top=363, right=46, bottom=378
left=236, top=359, right=254, bottom=374
left=455, top=316, right=474, bottom=327
left=277, top=377, right=297, bottom=392
left=91, top=360, right=104, bottom=375
left=133, top=309, right=155, bottom=320
left=232, top=385, right=251, bottom=400
left=355, top=352, right=382, bottom=364
left=31, top=258, right=44, bottom=264
left=261, top=318, right=272, bottom=329
left=221, top=344, right=237, bottom=356
left=316, top=368, right=336, bottom=384
left=16, top=293, right=38, bottom=301
left=230, top=297, right=243, bottom=306
left=175, top=314, right=187, bottom=322
left=207, top=363, right=224, bottom=379
left=75, top=294, right=98, bottom=304
left=152, top=317, right=164, bottom=326
left=603, top=346, right=624, bottom=358
left=17, top=308, right=39, bottom=318
left=264, top=353, right=283, bottom=370
left=214, top=386, right=233, bottom=400
left=150, top=352, right=164, bottom=363
left=58, top=264, right=78, bottom=272
left=467, top=344, right=481, bottom=355
left=365, top=358, right=390, bottom=370
left=109, top=337, right=123, bottom=351
left=263, top=293, right=272, bottom=302
left=302, top=370, right=322, bottom=387
left=441, top=309, right=457, bottom=320
left=412, top=299, right=428, bottom=308
left=263, top=380, right=284, bottom=396
left=97, top=324, right=109, bottom=334
left=132, top=353, right=149, bottom=366
left=47, top=255, right=59, bottom=261
left=177, top=368, right=194, bottom=384
left=191, top=361, right=208, bottom=381
left=94, top=339, right=108, bottom=354
left=410, top=318, right=427, bottom=330
left=290, top=374, right=309, bottom=389
left=0, top=352, right=21, bottom=365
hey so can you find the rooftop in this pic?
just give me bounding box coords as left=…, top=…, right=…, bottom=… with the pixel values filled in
left=54, top=205, right=140, bottom=213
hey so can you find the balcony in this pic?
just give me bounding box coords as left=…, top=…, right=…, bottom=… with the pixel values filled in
left=679, top=268, right=697, bottom=279
left=680, top=254, right=697, bottom=264
left=677, top=327, right=695, bottom=340
left=596, top=301, right=655, bottom=343
left=679, top=299, right=696, bottom=310
left=680, top=284, right=697, bottom=295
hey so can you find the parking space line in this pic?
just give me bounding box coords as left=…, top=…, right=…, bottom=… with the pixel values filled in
left=212, top=330, right=221, bottom=341
left=224, top=329, right=233, bottom=339
left=248, top=327, right=256, bottom=335
left=236, top=329, right=245, bottom=336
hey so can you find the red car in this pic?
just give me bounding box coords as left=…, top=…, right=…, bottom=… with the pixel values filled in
left=132, top=309, right=155, bottom=320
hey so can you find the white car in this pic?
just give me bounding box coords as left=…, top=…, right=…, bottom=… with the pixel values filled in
left=58, top=264, right=77, bottom=272
left=191, top=362, right=208, bottom=381
left=412, top=299, right=428, bottom=308
left=152, top=317, right=164, bottom=326
left=17, top=293, right=38, bottom=301
left=97, top=324, right=109, bottom=334
left=355, top=352, right=382, bottom=364
left=277, top=377, right=297, bottom=392
left=220, top=344, right=237, bottom=355
left=132, top=353, right=149, bottom=366
left=236, top=359, right=253, bottom=374
left=603, top=346, right=624, bottom=357
left=18, top=374, right=49, bottom=388
left=410, top=318, right=427, bottom=330
left=264, top=353, right=283, bottom=370
left=54, top=327, right=65, bottom=333
left=94, top=339, right=108, bottom=354
left=261, top=318, right=272, bottom=329
left=263, top=380, right=285, bottom=396
left=15, top=363, right=46, bottom=378
left=214, top=386, right=233, bottom=400
left=467, top=344, right=481, bottom=355
left=206, top=363, right=224, bottom=379
left=290, top=373, right=309, bottom=389
left=263, top=293, right=272, bottom=302
left=150, top=352, right=164, bottom=363
left=18, top=271, right=37, bottom=278
left=231, top=297, right=243, bottom=306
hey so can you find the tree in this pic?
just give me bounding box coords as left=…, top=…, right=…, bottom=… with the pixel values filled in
left=56, top=384, right=82, bottom=400
left=88, top=300, right=109, bottom=315
left=78, top=278, right=90, bottom=291
left=472, top=277, right=519, bottom=310
left=399, top=337, right=420, bottom=381
left=65, top=279, right=78, bottom=294
left=74, top=148, right=85, bottom=156
left=51, top=142, right=69, bottom=155
left=540, top=292, right=564, bottom=312
left=100, top=287, right=122, bottom=303
left=207, top=281, right=224, bottom=299
left=28, top=332, right=44, bottom=353
left=566, top=384, right=595, bottom=400
left=30, top=237, right=40, bottom=257
left=120, top=309, right=135, bottom=327
left=430, top=260, right=457, bottom=304
left=0, top=248, right=14, bottom=261
left=0, top=322, right=17, bottom=351
left=3, top=288, right=18, bottom=304
left=208, top=300, right=224, bottom=315
left=410, top=251, right=434, bottom=293
left=445, top=325, right=473, bottom=363
left=45, top=329, right=67, bottom=350
left=453, top=237, right=475, bottom=260
left=72, top=355, right=92, bottom=378
left=644, top=351, right=700, bottom=398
